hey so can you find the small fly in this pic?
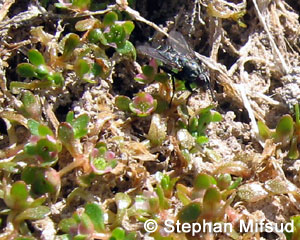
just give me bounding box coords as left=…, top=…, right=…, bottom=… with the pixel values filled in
left=137, top=30, right=214, bottom=99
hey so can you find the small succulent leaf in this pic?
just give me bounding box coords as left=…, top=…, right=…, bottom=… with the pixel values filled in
left=58, top=218, right=77, bottom=233
left=103, top=11, right=118, bottom=26
left=17, top=63, right=37, bottom=78
left=194, top=173, right=217, bottom=190
left=88, top=29, right=104, bottom=44
left=62, top=34, right=80, bottom=59
left=15, top=205, right=50, bottom=223
left=21, top=91, right=41, bottom=119
left=115, top=96, right=131, bottom=112
left=66, top=111, right=75, bottom=123
left=38, top=124, right=53, bottom=137
left=10, top=181, right=29, bottom=205
left=228, top=177, right=242, bottom=190
left=122, top=21, right=135, bottom=35
left=84, top=203, right=105, bottom=232
left=58, top=122, right=75, bottom=143
left=211, top=112, right=222, bottom=122
left=104, top=24, right=126, bottom=48
left=142, top=66, right=155, bottom=78
left=257, top=120, right=272, bottom=140
left=71, top=114, right=89, bottom=139
left=116, top=41, right=136, bottom=60
left=276, top=115, right=294, bottom=139
left=203, top=186, right=222, bottom=208
left=177, top=202, right=201, bottom=223
left=27, top=119, right=40, bottom=136
left=28, top=49, right=45, bottom=66
left=288, top=136, right=299, bottom=159
left=49, top=72, right=64, bottom=87
left=35, top=65, right=49, bottom=79
left=217, top=173, right=232, bottom=190
left=110, top=227, right=125, bottom=240
left=196, top=135, right=209, bottom=145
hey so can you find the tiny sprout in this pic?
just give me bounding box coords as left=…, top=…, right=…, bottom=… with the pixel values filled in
left=58, top=203, right=105, bottom=238
left=2, top=181, right=50, bottom=230
left=12, top=49, right=64, bottom=91
left=25, top=119, right=62, bottom=166
left=129, top=92, right=157, bottom=117
left=90, top=143, right=117, bottom=175
left=21, top=166, right=61, bottom=195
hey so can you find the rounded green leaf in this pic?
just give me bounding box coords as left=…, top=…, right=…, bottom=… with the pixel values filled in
left=103, top=11, right=118, bottom=26
left=15, top=205, right=50, bottom=223
left=115, top=96, right=131, bottom=112
left=58, top=218, right=77, bottom=233
left=28, top=49, right=45, bottom=66
left=28, top=119, right=40, bottom=135
left=75, top=59, right=90, bottom=78
left=122, top=21, right=135, bottom=35
left=17, top=63, right=37, bottom=78
left=110, top=227, right=125, bottom=240
left=177, top=202, right=201, bottom=223
left=62, top=34, right=80, bottom=59
left=11, top=181, right=29, bottom=203
left=194, top=173, right=216, bottom=190
left=257, top=120, right=272, bottom=140
left=58, top=122, right=75, bottom=143
left=104, top=24, right=126, bottom=48
left=117, top=41, right=136, bottom=60
left=276, top=115, right=294, bottom=139
left=35, top=65, right=49, bottom=79
left=88, top=29, right=105, bottom=44
left=142, top=65, right=155, bottom=78
left=85, top=203, right=105, bottom=232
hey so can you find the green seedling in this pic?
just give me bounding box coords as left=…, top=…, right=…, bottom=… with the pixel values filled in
left=24, top=119, right=62, bottom=166
left=178, top=105, right=222, bottom=145
left=116, top=92, right=157, bottom=117
left=1, top=181, right=50, bottom=234
left=11, top=49, right=64, bottom=92
left=58, top=111, right=89, bottom=157
left=21, top=166, right=61, bottom=196
left=18, top=90, right=42, bottom=121
left=258, top=103, right=300, bottom=159
left=58, top=202, right=105, bottom=239
left=89, top=142, right=118, bottom=175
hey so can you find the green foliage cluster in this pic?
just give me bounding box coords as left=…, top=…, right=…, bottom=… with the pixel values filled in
left=258, top=103, right=300, bottom=159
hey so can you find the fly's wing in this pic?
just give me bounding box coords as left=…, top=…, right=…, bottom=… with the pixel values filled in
left=137, top=45, right=178, bottom=67
left=168, top=30, right=194, bottom=59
